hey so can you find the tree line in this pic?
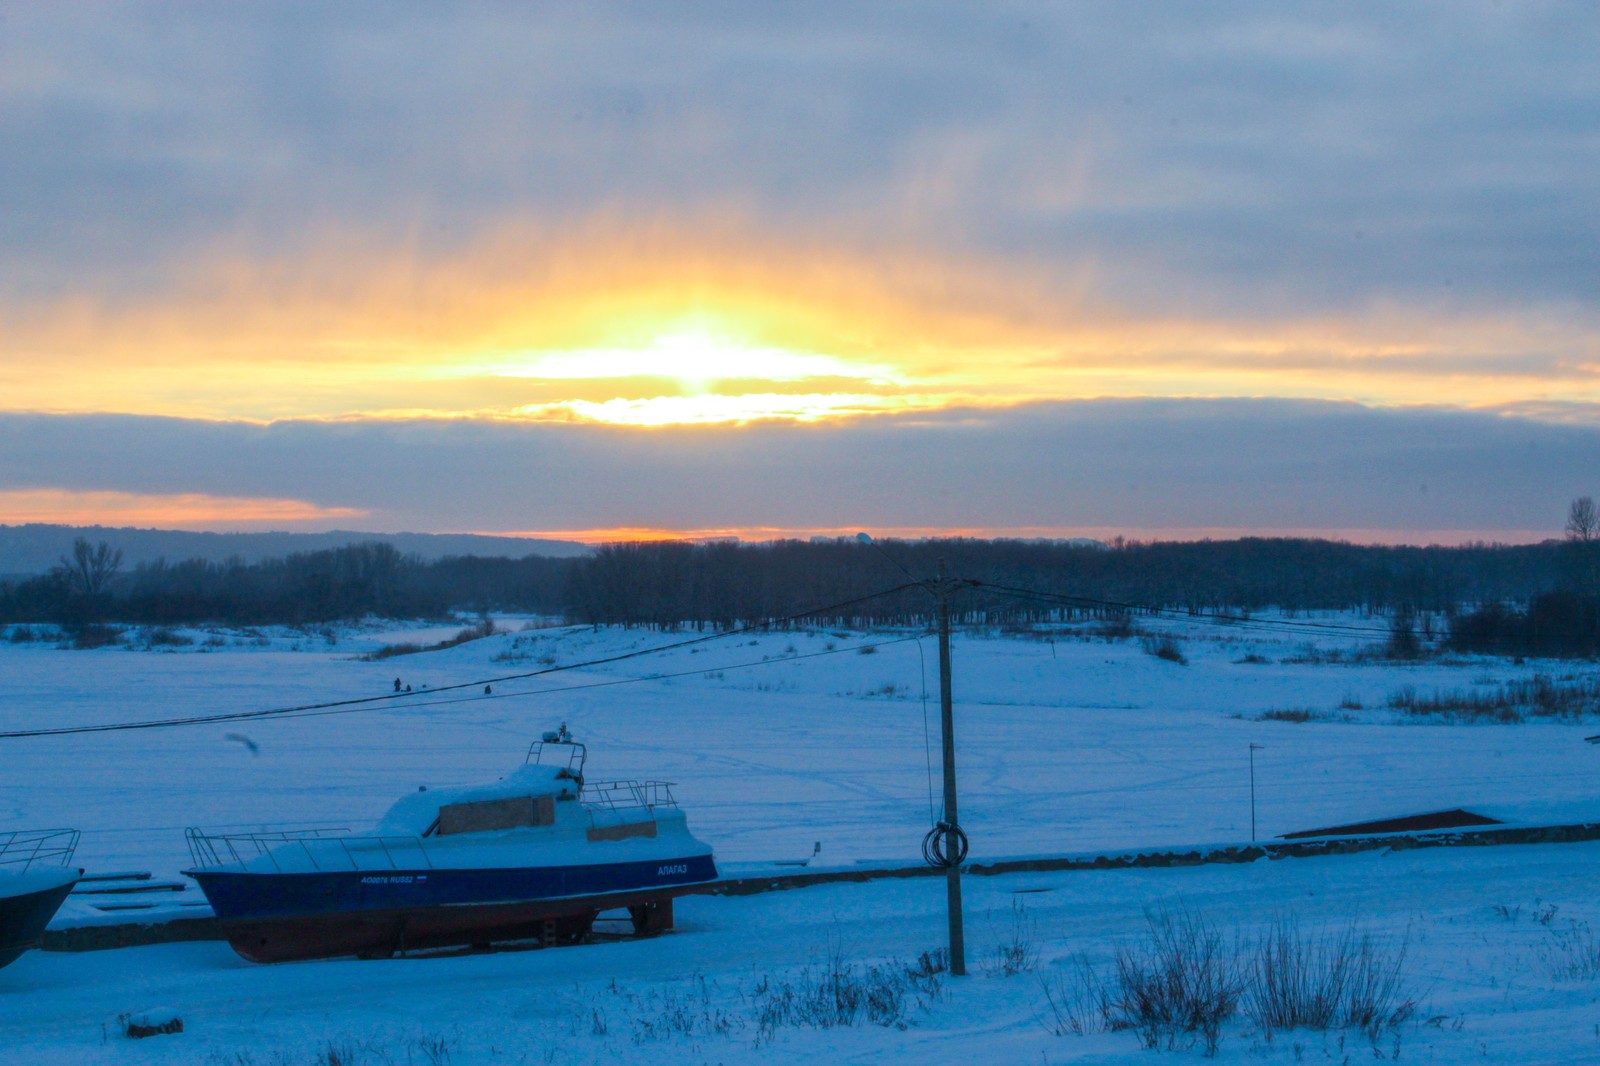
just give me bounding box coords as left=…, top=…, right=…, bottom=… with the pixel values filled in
left=3, top=532, right=1597, bottom=656
left=563, top=536, right=1577, bottom=630
left=1446, top=496, right=1600, bottom=657
left=0, top=540, right=568, bottom=629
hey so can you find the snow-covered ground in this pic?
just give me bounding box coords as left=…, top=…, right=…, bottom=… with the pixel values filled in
left=2, top=614, right=1599, bottom=1063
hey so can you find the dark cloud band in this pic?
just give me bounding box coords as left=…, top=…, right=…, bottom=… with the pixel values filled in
left=1, top=400, right=1592, bottom=541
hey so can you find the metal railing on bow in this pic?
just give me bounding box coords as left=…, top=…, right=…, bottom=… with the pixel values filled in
left=0, top=828, right=79, bottom=871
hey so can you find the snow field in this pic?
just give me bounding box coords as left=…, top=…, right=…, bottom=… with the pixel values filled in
left=2, top=614, right=1599, bottom=1062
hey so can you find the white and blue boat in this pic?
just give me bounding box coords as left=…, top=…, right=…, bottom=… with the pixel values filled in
left=185, top=728, right=717, bottom=962
left=0, top=829, right=81, bottom=970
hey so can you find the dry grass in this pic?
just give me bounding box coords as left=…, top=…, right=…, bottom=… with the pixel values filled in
left=1105, top=910, right=1246, bottom=1055
left=1248, top=920, right=1413, bottom=1041
left=1387, top=674, right=1600, bottom=722
left=1042, top=911, right=1414, bottom=1056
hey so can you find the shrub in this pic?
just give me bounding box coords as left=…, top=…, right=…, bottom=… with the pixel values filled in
left=1141, top=634, right=1188, bottom=665
left=361, top=618, right=499, bottom=662
left=1039, top=958, right=1109, bottom=1036
left=1106, top=910, right=1246, bottom=1055
left=1384, top=607, right=1423, bottom=659
left=750, top=943, right=944, bottom=1041
left=1092, top=613, right=1140, bottom=641
left=1258, top=708, right=1319, bottom=723
left=1451, top=592, right=1600, bottom=658
left=1247, top=920, right=1413, bottom=1040
left=1385, top=674, right=1599, bottom=722
left=1052, top=913, right=1413, bottom=1054
left=69, top=623, right=123, bottom=649
left=363, top=641, right=424, bottom=661
left=1539, top=922, right=1600, bottom=981
left=986, top=899, right=1039, bottom=977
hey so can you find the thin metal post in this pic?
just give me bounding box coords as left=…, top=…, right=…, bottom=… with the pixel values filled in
left=937, top=565, right=966, bottom=975
left=1248, top=743, right=1263, bottom=842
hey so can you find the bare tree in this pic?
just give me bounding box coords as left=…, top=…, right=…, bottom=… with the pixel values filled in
left=54, top=537, right=124, bottom=597
left=1568, top=497, right=1599, bottom=542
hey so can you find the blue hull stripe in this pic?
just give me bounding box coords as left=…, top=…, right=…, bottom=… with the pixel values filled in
left=190, top=854, right=718, bottom=921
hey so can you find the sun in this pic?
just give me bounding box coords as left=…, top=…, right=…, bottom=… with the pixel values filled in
left=449, top=317, right=927, bottom=425
left=487, top=326, right=901, bottom=392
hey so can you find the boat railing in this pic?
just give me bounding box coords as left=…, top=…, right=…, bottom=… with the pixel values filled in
left=185, top=827, right=436, bottom=874
left=0, top=828, right=79, bottom=871
left=582, top=779, right=679, bottom=814
left=525, top=737, right=587, bottom=778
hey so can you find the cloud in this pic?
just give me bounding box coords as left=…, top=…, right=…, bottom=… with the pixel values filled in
left=0, top=489, right=364, bottom=531
left=1, top=400, right=1593, bottom=543
left=1, top=2, right=1597, bottom=321
left=2, top=5, right=1596, bottom=544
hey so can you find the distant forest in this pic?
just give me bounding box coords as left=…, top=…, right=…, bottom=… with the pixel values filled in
left=3, top=535, right=1597, bottom=654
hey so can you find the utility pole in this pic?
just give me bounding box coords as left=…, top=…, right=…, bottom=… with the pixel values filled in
left=934, top=563, right=967, bottom=975
left=854, top=534, right=967, bottom=975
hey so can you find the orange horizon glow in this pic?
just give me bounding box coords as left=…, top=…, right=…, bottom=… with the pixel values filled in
left=0, top=489, right=365, bottom=530
left=487, top=524, right=1560, bottom=548
left=1, top=216, right=1596, bottom=428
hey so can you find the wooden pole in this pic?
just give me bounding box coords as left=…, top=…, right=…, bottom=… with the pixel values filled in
left=937, top=564, right=966, bottom=975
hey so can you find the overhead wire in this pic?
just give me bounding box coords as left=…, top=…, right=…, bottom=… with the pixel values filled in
left=7, top=570, right=1586, bottom=742
left=0, top=582, right=922, bottom=740
left=235, top=633, right=928, bottom=726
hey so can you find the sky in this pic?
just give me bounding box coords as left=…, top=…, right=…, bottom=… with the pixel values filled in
left=2, top=2, right=1598, bottom=544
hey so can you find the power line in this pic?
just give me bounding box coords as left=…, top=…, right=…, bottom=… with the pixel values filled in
left=232, top=634, right=929, bottom=726
left=0, top=583, right=921, bottom=740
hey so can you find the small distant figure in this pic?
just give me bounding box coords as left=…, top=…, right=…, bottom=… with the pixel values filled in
left=484, top=685, right=493, bottom=695
left=225, top=732, right=260, bottom=756
left=393, top=678, right=402, bottom=693
left=405, top=684, right=412, bottom=693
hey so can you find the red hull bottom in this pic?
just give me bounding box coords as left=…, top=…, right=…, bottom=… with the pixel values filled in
left=221, top=886, right=684, bottom=963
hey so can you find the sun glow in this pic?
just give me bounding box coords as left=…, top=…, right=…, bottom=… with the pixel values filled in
left=3, top=217, right=1598, bottom=427
left=451, top=323, right=922, bottom=424
left=477, top=330, right=904, bottom=390
left=516, top=391, right=943, bottom=426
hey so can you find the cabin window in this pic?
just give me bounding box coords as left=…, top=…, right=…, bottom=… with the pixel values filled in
left=437, top=795, right=556, bottom=835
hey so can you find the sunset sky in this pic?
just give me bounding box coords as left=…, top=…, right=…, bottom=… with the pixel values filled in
left=3, top=3, right=1598, bottom=543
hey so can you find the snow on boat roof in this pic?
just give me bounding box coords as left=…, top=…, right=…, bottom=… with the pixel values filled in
left=373, top=764, right=576, bottom=835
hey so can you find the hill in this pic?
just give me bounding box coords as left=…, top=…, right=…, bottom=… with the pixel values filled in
left=0, top=524, right=590, bottom=575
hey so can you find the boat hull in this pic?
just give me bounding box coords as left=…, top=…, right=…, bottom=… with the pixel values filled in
left=189, top=854, right=717, bottom=963
left=0, top=869, right=80, bottom=970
